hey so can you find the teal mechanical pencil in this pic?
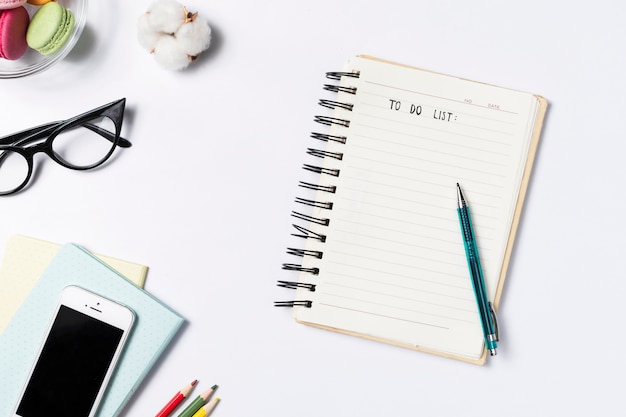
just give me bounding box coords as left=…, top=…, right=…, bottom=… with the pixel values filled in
left=456, top=183, right=499, bottom=356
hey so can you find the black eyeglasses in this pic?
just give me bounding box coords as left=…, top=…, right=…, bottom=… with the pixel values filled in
left=0, top=98, right=130, bottom=196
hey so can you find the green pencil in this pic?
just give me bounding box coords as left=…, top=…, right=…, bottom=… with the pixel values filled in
left=176, top=385, right=218, bottom=417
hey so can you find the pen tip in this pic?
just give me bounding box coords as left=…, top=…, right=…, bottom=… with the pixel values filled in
left=456, top=183, right=465, bottom=208
left=489, top=348, right=497, bottom=356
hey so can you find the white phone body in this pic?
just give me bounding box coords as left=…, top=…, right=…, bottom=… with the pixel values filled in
left=11, top=285, right=134, bottom=417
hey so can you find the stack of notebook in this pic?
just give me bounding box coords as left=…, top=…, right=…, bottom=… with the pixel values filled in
left=0, top=235, right=184, bottom=417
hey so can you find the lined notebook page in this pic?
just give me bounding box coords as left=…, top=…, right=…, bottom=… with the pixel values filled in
left=293, top=56, right=541, bottom=360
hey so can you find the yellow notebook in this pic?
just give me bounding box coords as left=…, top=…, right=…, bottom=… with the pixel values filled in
left=0, top=235, right=148, bottom=333
left=277, top=55, right=548, bottom=364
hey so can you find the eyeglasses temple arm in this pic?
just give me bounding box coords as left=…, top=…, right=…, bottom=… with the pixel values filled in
left=1, top=123, right=131, bottom=149
left=81, top=123, right=132, bottom=148
left=0, top=123, right=60, bottom=145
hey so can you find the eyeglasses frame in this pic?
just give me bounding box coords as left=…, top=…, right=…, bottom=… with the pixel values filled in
left=0, top=98, right=130, bottom=195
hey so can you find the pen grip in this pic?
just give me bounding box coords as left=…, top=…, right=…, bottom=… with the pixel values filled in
left=457, top=207, right=497, bottom=338
left=458, top=206, right=475, bottom=244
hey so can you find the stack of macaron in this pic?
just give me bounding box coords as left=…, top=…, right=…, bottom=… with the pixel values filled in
left=0, top=0, right=74, bottom=61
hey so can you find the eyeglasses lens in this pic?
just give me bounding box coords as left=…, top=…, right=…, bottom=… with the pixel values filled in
left=52, top=116, right=118, bottom=169
left=0, top=150, right=29, bottom=194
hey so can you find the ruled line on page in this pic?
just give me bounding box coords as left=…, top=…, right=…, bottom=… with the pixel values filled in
left=316, top=302, right=452, bottom=330
left=318, top=291, right=475, bottom=325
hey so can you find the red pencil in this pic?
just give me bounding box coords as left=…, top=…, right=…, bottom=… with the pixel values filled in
left=155, top=379, right=198, bottom=417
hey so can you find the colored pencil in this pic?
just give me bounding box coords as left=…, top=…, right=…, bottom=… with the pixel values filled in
left=191, top=397, right=220, bottom=417
left=155, top=379, right=198, bottom=417
left=176, top=385, right=218, bottom=417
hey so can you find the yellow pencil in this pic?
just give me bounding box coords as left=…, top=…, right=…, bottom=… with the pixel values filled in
left=190, top=397, right=220, bottom=417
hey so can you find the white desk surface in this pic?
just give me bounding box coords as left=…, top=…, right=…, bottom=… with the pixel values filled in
left=2, top=1, right=625, bottom=416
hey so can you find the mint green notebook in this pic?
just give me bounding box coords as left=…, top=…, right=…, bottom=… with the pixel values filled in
left=0, top=243, right=184, bottom=417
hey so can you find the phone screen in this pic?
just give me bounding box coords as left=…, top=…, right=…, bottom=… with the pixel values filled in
left=16, top=305, right=124, bottom=417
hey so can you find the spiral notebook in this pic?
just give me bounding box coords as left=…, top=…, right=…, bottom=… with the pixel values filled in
left=276, top=55, right=548, bottom=364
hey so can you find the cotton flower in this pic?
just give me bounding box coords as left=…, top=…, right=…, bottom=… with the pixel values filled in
left=137, top=0, right=212, bottom=70
left=138, top=13, right=163, bottom=52
left=175, top=15, right=211, bottom=56
left=153, top=35, right=191, bottom=70
left=145, top=0, right=186, bottom=34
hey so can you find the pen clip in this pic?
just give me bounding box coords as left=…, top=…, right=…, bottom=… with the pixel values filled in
left=489, top=302, right=499, bottom=341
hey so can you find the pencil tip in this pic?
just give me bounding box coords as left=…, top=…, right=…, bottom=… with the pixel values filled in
left=191, top=379, right=198, bottom=386
left=211, top=384, right=218, bottom=390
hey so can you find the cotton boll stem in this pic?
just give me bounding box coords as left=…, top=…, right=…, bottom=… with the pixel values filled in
left=183, top=8, right=198, bottom=23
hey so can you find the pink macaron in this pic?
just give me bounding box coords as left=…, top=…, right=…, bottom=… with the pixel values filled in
left=0, top=0, right=27, bottom=10
left=0, top=6, right=29, bottom=60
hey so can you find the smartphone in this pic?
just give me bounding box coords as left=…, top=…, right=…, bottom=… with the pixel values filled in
left=12, top=285, right=135, bottom=417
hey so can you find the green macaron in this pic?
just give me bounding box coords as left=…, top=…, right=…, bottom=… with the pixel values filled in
left=26, top=1, right=74, bottom=55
